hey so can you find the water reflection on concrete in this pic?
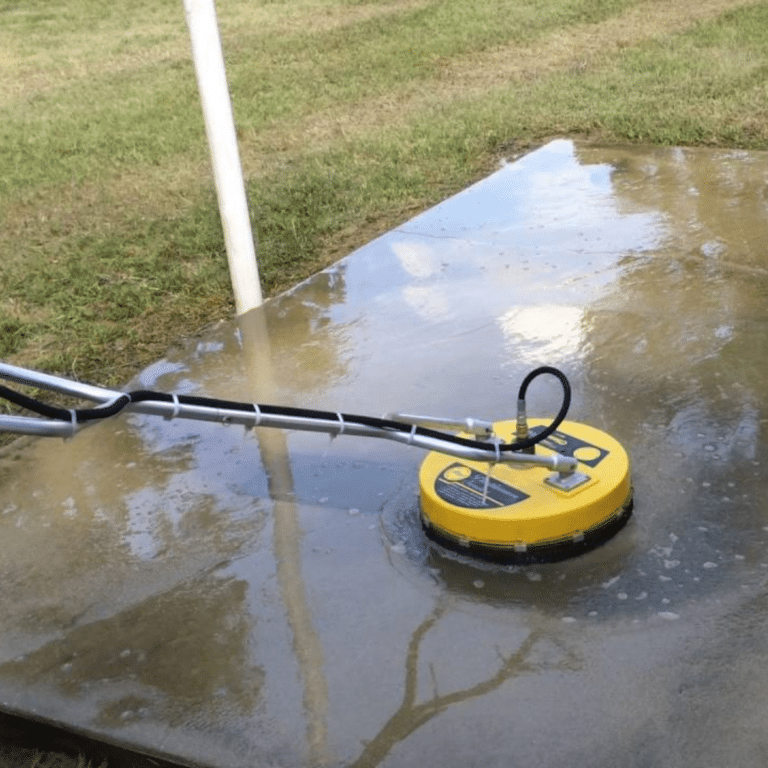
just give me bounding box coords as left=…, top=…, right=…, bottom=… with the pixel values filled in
left=1, top=139, right=767, bottom=767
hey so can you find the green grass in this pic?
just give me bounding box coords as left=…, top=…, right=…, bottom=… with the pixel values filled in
left=2, top=0, right=768, bottom=389
left=2, top=0, right=649, bottom=193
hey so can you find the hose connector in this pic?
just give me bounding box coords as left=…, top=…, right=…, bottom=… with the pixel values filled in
left=516, top=397, right=535, bottom=454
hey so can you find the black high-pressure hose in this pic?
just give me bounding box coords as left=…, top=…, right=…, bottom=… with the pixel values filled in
left=513, top=365, right=571, bottom=449
left=0, top=366, right=571, bottom=455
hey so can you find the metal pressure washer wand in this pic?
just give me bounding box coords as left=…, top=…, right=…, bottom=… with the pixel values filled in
left=0, top=362, right=578, bottom=477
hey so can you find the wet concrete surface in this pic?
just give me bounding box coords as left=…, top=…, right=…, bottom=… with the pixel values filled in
left=1, top=139, right=767, bottom=767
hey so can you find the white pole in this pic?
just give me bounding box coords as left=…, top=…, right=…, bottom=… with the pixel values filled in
left=182, top=0, right=263, bottom=314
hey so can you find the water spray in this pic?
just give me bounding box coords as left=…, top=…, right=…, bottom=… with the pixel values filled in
left=0, top=362, right=632, bottom=563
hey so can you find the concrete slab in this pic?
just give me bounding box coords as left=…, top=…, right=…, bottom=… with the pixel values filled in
left=1, top=139, right=767, bottom=768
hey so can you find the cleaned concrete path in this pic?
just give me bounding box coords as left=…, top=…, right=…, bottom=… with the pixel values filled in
left=1, top=140, right=767, bottom=767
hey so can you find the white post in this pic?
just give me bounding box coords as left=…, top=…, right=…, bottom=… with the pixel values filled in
left=182, top=0, right=263, bottom=314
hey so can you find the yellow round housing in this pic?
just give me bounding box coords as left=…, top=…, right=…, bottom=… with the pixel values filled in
left=419, top=419, right=632, bottom=563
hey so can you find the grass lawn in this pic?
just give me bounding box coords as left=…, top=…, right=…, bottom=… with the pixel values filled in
left=3, top=0, right=768, bottom=389
left=2, top=0, right=768, bottom=762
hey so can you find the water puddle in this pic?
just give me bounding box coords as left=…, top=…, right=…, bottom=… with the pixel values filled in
left=1, top=139, right=767, bottom=767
